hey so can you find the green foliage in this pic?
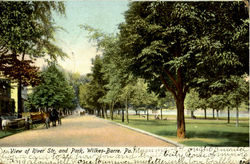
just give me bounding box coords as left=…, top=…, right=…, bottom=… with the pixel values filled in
left=79, top=82, right=94, bottom=110
left=119, top=2, right=248, bottom=137
left=26, top=63, right=76, bottom=111
left=0, top=1, right=67, bottom=81
left=156, top=92, right=175, bottom=110
left=67, top=72, right=88, bottom=104
left=186, top=75, right=249, bottom=113
left=78, top=56, right=108, bottom=114
left=226, top=75, right=249, bottom=108
left=185, top=90, right=200, bottom=111
left=119, top=2, right=248, bottom=97
left=0, top=1, right=66, bottom=59
left=80, top=26, right=163, bottom=115
left=130, top=79, right=158, bottom=109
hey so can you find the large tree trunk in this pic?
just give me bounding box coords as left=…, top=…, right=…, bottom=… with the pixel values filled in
left=212, top=109, right=215, bottom=119
left=227, top=107, right=230, bottom=124
left=160, top=65, right=186, bottom=139
left=176, top=97, right=185, bottom=139
left=17, top=79, right=23, bottom=118
left=125, top=97, right=129, bottom=123
left=204, top=108, right=207, bottom=119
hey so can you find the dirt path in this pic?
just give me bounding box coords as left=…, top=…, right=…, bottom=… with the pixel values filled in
left=0, top=114, right=175, bottom=147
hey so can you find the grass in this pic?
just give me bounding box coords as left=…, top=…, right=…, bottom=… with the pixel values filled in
left=0, top=123, right=42, bottom=139
left=112, top=114, right=249, bottom=147
left=0, top=127, right=26, bottom=139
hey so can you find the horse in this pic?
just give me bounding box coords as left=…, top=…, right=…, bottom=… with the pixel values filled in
left=34, top=110, right=60, bottom=129
left=41, top=112, right=50, bottom=129
left=49, top=109, right=59, bottom=127
left=1, top=119, right=10, bottom=131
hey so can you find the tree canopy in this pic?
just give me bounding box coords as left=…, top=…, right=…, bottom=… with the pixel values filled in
left=0, top=1, right=67, bottom=87
left=26, top=63, right=76, bottom=112
left=118, top=2, right=249, bottom=138
left=0, top=1, right=67, bottom=116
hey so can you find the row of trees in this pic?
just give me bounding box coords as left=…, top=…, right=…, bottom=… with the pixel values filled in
left=78, top=61, right=165, bottom=123
left=79, top=2, right=249, bottom=138
left=185, top=75, right=249, bottom=127
left=0, top=2, right=66, bottom=116
left=118, top=2, right=249, bottom=138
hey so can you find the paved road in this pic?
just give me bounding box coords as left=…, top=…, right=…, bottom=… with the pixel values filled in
left=0, top=114, right=175, bottom=147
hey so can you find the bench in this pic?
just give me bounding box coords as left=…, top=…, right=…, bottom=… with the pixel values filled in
left=1, top=117, right=26, bottom=130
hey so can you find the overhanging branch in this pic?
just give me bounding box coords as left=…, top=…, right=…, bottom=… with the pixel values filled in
left=160, top=74, right=177, bottom=99
left=162, top=67, right=179, bottom=90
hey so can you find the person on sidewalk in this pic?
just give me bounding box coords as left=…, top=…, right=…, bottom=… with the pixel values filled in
left=58, top=110, right=62, bottom=125
left=44, top=113, right=50, bottom=129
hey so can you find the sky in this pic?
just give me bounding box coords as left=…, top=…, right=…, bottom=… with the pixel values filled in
left=36, top=1, right=129, bottom=75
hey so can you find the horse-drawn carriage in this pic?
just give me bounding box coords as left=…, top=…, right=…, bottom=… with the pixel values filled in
left=22, top=109, right=61, bottom=129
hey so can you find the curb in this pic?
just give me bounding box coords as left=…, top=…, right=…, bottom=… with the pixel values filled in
left=95, top=116, right=184, bottom=147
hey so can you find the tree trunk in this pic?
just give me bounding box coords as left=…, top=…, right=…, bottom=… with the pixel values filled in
left=160, top=108, right=163, bottom=120
left=135, top=110, right=138, bottom=115
left=216, top=110, right=219, bottom=120
left=212, top=109, right=215, bottom=119
left=204, top=108, right=207, bottom=119
left=125, top=97, right=129, bottom=123
left=160, top=66, right=186, bottom=139
left=104, top=104, right=108, bottom=119
left=191, top=110, right=195, bottom=119
left=176, top=98, right=185, bottom=139
left=227, top=107, right=230, bottom=124
left=97, top=109, right=100, bottom=117
left=146, top=108, right=149, bottom=121
left=105, top=109, right=108, bottom=119
left=236, top=106, right=239, bottom=127
left=122, top=109, right=124, bottom=122
left=17, top=79, right=23, bottom=118
left=110, top=102, right=114, bottom=120
left=101, top=108, right=105, bottom=118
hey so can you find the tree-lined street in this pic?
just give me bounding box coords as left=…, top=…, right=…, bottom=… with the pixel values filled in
left=0, top=114, right=174, bottom=147
left=0, top=1, right=249, bottom=147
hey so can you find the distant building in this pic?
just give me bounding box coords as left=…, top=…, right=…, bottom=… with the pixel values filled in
left=0, top=77, right=15, bottom=115
left=0, top=72, right=28, bottom=116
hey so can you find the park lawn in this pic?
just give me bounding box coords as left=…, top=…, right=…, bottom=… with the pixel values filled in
left=112, top=115, right=249, bottom=147
left=0, top=123, right=43, bottom=139
left=0, top=127, right=26, bottom=139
